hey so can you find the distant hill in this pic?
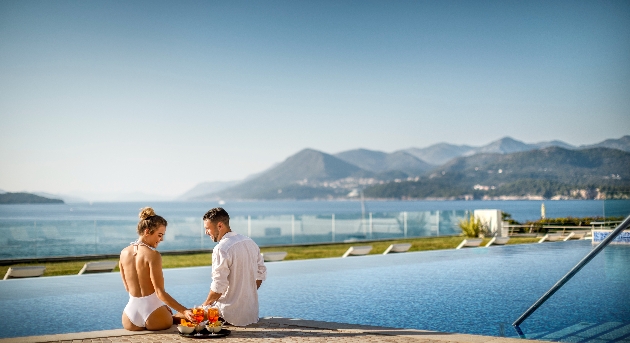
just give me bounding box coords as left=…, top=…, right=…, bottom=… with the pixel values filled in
left=364, top=147, right=630, bottom=200
left=0, top=192, right=64, bottom=204
left=334, top=149, right=434, bottom=176
left=531, top=140, right=576, bottom=150
left=212, top=149, right=371, bottom=199
left=404, top=143, right=476, bottom=165
left=178, top=181, right=240, bottom=201
left=582, top=135, right=630, bottom=152
left=404, top=137, right=578, bottom=165
left=402, top=136, right=630, bottom=166
left=438, top=146, right=629, bottom=182
left=190, top=135, right=630, bottom=200
left=33, top=192, right=88, bottom=203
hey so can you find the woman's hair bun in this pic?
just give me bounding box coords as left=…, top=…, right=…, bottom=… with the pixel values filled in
left=139, top=207, right=156, bottom=220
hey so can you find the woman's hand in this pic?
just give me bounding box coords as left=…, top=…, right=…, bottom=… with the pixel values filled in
left=183, top=309, right=195, bottom=322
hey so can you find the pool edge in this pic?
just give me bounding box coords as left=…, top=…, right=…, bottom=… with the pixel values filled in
left=0, top=317, right=539, bottom=343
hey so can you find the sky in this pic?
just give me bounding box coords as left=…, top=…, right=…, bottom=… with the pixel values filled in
left=1, top=0, right=629, bottom=200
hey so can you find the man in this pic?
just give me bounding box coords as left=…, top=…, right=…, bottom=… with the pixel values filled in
left=202, top=207, right=267, bottom=326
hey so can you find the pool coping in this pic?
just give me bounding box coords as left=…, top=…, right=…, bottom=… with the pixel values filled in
left=0, top=317, right=537, bottom=343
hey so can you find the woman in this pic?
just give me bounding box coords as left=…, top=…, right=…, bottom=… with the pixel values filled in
left=119, top=207, right=194, bottom=331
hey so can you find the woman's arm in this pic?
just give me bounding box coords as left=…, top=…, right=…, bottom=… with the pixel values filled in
left=149, top=253, right=194, bottom=321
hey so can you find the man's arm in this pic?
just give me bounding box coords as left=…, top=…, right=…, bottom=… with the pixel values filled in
left=203, top=290, right=222, bottom=306
left=204, top=247, right=230, bottom=306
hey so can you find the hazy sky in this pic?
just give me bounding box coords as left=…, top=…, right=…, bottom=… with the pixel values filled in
left=1, top=1, right=629, bottom=199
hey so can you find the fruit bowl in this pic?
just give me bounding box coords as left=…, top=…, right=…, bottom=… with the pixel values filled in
left=177, top=324, right=195, bottom=334
left=195, top=320, right=207, bottom=332
left=206, top=321, right=223, bottom=333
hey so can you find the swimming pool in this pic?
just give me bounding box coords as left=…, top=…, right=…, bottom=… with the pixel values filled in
left=0, top=240, right=628, bottom=341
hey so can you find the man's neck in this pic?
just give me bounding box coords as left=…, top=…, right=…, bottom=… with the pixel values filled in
left=217, top=229, right=232, bottom=241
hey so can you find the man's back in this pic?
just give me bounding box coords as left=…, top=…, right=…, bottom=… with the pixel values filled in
left=211, top=232, right=266, bottom=326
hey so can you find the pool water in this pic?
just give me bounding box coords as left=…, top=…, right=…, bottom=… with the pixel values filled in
left=0, top=240, right=628, bottom=341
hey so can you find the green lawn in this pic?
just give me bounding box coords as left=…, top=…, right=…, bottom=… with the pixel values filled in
left=0, top=236, right=540, bottom=278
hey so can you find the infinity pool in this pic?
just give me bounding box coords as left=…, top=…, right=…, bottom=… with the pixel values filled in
left=1, top=241, right=628, bottom=341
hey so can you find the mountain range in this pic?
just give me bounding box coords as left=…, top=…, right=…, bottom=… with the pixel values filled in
left=187, top=135, right=630, bottom=201
left=400, top=136, right=622, bottom=165
left=6, top=136, right=626, bottom=203
left=365, top=147, right=629, bottom=200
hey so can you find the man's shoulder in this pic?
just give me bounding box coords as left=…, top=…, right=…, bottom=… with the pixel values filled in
left=218, top=232, right=259, bottom=251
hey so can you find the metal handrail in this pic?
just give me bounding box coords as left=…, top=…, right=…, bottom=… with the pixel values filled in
left=512, top=214, right=630, bottom=329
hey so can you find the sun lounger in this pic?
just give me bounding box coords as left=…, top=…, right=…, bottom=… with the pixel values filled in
left=342, top=245, right=372, bottom=258
left=383, top=243, right=412, bottom=255
left=573, top=232, right=587, bottom=239
left=78, top=261, right=118, bottom=275
left=262, top=251, right=288, bottom=262
left=485, top=236, right=510, bottom=247
left=563, top=231, right=587, bottom=240
left=456, top=238, right=483, bottom=249
left=3, top=266, right=46, bottom=280
left=538, top=233, right=563, bottom=243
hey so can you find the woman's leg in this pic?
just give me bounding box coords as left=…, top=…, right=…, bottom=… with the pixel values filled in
left=122, top=312, right=145, bottom=331
left=145, top=305, right=174, bottom=331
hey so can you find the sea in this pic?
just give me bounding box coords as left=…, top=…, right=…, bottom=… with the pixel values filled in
left=1, top=200, right=628, bottom=260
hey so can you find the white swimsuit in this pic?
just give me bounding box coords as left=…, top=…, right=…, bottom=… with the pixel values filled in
left=123, top=240, right=166, bottom=327
left=124, top=292, right=165, bottom=327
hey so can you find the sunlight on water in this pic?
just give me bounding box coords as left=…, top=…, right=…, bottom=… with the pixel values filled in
left=0, top=241, right=628, bottom=342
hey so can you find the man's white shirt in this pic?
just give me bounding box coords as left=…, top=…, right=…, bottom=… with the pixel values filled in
left=211, top=232, right=267, bottom=326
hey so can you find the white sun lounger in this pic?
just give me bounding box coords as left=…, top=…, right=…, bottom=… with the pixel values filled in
left=456, top=238, right=483, bottom=249
left=538, top=233, right=563, bottom=243
left=3, top=266, right=46, bottom=280
left=485, top=236, right=510, bottom=247
left=78, top=261, right=118, bottom=275
left=567, top=231, right=588, bottom=240
left=383, top=243, right=412, bottom=255
left=262, top=251, right=288, bottom=262
left=342, top=245, right=372, bottom=258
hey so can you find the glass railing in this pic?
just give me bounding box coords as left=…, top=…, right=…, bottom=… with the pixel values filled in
left=0, top=210, right=469, bottom=260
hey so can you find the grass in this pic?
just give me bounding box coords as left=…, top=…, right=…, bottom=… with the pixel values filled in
left=0, top=235, right=541, bottom=278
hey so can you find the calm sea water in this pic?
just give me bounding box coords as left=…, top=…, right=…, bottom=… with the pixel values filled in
left=0, top=241, right=628, bottom=342
left=1, top=200, right=628, bottom=260
left=1, top=199, right=628, bottom=222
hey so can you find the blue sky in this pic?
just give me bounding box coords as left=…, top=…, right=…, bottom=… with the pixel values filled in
left=1, top=0, right=629, bottom=199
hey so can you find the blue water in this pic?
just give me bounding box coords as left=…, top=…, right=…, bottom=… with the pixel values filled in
left=0, top=241, right=628, bottom=341
left=1, top=199, right=628, bottom=222
left=1, top=200, right=628, bottom=260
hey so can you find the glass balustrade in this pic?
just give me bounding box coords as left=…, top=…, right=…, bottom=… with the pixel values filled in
left=0, top=210, right=469, bottom=259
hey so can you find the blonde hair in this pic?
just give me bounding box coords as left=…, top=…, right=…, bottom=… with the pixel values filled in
left=137, top=207, right=167, bottom=235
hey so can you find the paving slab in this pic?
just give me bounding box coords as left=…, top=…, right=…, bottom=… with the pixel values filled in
left=0, top=317, right=538, bottom=343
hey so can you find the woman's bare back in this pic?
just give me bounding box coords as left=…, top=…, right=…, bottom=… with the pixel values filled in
left=120, top=244, right=158, bottom=297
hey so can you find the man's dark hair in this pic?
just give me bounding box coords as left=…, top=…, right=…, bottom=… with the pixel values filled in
left=203, top=207, right=230, bottom=226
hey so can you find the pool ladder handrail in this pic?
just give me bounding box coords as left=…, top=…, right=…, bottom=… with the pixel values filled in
left=512, top=214, right=630, bottom=330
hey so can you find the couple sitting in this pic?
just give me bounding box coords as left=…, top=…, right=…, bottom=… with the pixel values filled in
left=119, top=207, right=267, bottom=331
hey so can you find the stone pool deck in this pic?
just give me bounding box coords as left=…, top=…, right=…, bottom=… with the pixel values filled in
left=0, top=317, right=536, bottom=343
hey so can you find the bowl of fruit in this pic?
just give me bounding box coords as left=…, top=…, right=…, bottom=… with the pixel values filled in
left=195, top=320, right=207, bottom=332
left=178, top=319, right=195, bottom=334
left=206, top=320, right=223, bottom=333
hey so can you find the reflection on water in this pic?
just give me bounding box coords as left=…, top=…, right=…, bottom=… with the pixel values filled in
left=0, top=241, right=627, bottom=342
